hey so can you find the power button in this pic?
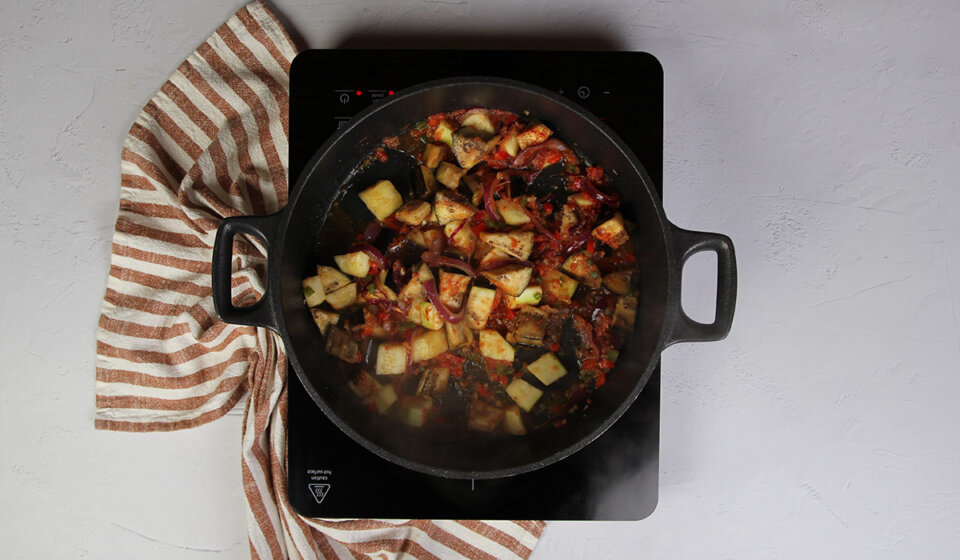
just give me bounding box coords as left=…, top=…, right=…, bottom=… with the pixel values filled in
left=577, top=86, right=590, bottom=99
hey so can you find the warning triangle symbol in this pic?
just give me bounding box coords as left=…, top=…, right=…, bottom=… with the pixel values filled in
left=309, top=483, right=331, bottom=504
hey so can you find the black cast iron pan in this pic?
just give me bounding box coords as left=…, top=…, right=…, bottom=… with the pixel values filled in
left=211, top=76, right=736, bottom=479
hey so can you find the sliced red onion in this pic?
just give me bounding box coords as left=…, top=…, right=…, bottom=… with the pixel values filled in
left=483, top=175, right=502, bottom=222
left=421, top=252, right=476, bottom=277
left=522, top=207, right=561, bottom=248
left=350, top=243, right=388, bottom=270
left=512, top=138, right=580, bottom=169
left=476, top=256, right=535, bottom=273
left=422, top=277, right=466, bottom=324
left=563, top=230, right=593, bottom=256
left=573, top=176, right=620, bottom=205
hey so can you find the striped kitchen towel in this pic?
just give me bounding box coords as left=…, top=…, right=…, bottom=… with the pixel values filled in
left=94, top=2, right=545, bottom=558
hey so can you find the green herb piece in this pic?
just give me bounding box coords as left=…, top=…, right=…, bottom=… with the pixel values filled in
left=303, top=286, right=315, bottom=298
left=606, top=349, right=619, bottom=361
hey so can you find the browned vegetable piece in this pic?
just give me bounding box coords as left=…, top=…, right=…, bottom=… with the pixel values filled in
left=438, top=271, right=471, bottom=311
left=435, top=161, right=467, bottom=189
left=310, top=309, right=339, bottom=335
left=516, top=123, right=553, bottom=150
left=478, top=231, right=534, bottom=260
left=467, top=399, right=505, bottom=432
left=462, top=173, right=484, bottom=206
left=434, top=190, right=476, bottom=224
left=419, top=165, right=438, bottom=194
left=509, top=306, right=548, bottom=346
left=422, top=143, right=445, bottom=168
left=325, top=326, right=359, bottom=363
left=394, top=200, right=432, bottom=226
left=444, top=219, right=477, bottom=257
left=561, top=251, right=601, bottom=288
left=417, top=366, right=450, bottom=397
left=614, top=295, right=639, bottom=329
left=480, top=263, right=533, bottom=296
left=541, top=269, right=578, bottom=303
left=603, top=270, right=633, bottom=296
left=452, top=128, right=492, bottom=170
left=592, top=212, right=629, bottom=249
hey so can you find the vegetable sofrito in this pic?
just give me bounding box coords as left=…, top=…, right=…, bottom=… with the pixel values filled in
left=304, top=108, right=640, bottom=435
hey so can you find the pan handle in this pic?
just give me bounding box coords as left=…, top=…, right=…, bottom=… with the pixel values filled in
left=664, top=223, right=737, bottom=346
left=211, top=213, right=283, bottom=330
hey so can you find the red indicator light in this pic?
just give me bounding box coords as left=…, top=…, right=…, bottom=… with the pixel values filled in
left=388, top=90, right=395, bottom=96
left=355, top=89, right=362, bottom=96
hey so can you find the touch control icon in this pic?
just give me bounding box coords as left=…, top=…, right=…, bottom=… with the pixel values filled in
left=339, top=93, right=349, bottom=104
left=577, top=86, right=590, bottom=99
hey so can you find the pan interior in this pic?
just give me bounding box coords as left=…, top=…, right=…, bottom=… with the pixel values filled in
left=279, top=79, right=668, bottom=477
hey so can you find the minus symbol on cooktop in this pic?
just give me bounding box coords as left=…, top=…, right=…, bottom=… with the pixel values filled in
left=602, top=91, right=610, bottom=94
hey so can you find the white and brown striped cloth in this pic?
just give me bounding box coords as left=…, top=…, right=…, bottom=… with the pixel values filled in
left=94, top=2, right=545, bottom=558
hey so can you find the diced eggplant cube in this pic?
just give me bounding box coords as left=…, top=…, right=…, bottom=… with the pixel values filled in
left=603, top=270, right=633, bottom=296
left=591, top=212, right=629, bottom=249
left=348, top=370, right=381, bottom=399
left=435, top=161, right=467, bottom=189
left=373, top=384, right=398, bottom=414
left=419, top=301, right=444, bottom=331
left=562, top=251, right=601, bottom=288
left=479, top=329, right=515, bottom=362
left=359, top=179, right=403, bottom=221
left=503, top=406, right=527, bottom=435
left=394, top=200, right=433, bottom=226
left=464, top=286, right=497, bottom=330
left=310, top=309, right=339, bottom=335
left=478, top=230, right=534, bottom=260
left=495, top=198, right=531, bottom=226
left=541, top=269, right=578, bottom=303
left=423, top=143, right=445, bottom=168
left=417, top=366, right=450, bottom=397
left=506, top=379, right=543, bottom=412
left=452, top=130, right=491, bottom=170
left=376, top=341, right=408, bottom=376
left=460, top=109, right=495, bottom=134
left=527, top=352, right=567, bottom=386
left=438, top=271, right=471, bottom=311
left=516, top=123, right=553, bottom=150
left=433, top=119, right=457, bottom=147
left=478, top=247, right=508, bottom=267
left=502, top=135, right=519, bottom=157
left=411, top=329, right=449, bottom=363
left=422, top=228, right=443, bottom=247
left=325, top=326, right=359, bottom=363
left=444, top=321, right=473, bottom=349
left=325, top=283, right=358, bottom=310
left=615, top=295, right=639, bottom=329
left=568, top=193, right=598, bottom=207
left=513, top=306, right=547, bottom=344
left=402, top=397, right=434, bottom=427
left=504, top=285, right=542, bottom=309
left=419, top=165, right=438, bottom=194
left=434, top=190, right=476, bottom=224
left=316, top=266, right=351, bottom=293
left=468, top=399, right=505, bottom=432
left=481, top=263, right=532, bottom=297
left=444, top=219, right=477, bottom=257
left=334, top=251, right=371, bottom=278
left=302, top=275, right=326, bottom=307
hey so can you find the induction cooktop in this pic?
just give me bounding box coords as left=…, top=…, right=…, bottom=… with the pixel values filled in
left=286, top=49, right=662, bottom=520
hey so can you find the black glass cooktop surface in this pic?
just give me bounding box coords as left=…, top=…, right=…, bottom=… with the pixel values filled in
left=286, top=49, right=662, bottom=520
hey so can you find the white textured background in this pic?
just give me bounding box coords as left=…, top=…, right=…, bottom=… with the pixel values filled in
left=2, top=1, right=959, bottom=558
